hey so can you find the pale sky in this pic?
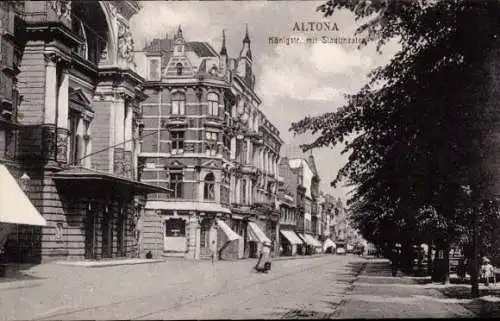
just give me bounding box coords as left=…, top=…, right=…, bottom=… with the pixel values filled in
left=130, top=1, right=400, bottom=201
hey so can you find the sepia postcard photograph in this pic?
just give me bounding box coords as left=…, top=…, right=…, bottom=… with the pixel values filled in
left=1, top=0, right=500, bottom=319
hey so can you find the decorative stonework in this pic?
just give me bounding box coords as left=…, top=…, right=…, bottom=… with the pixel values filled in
left=42, top=125, right=57, bottom=161
left=56, top=128, right=69, bottom=164
left=51, top=0, right=72, bottom=26
left=117, top=23, right=135, bottom=64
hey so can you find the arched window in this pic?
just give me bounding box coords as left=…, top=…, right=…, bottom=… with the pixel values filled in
left=176, top=63, right=183, bottom=76
left=207, top=93, right=219, bottom=116
left=204, top=173, right=215, bottom=200
left=172, top=92, right=185, bottom=115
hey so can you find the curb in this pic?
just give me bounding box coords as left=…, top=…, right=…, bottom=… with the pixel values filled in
left=53, top=259, right=165, bottom=268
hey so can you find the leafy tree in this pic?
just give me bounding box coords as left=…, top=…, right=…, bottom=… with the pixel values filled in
left=291, top=0, right=500, bottom=289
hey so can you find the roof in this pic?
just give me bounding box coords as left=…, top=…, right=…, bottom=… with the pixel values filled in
left=144, top=38, right=218, bottom=69
left=53, top=167, right=171, bottom=195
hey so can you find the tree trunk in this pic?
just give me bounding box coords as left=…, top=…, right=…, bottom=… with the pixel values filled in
left=471, top=207, right=480, bottom=298
left=442, top=242, right=450, bottom=284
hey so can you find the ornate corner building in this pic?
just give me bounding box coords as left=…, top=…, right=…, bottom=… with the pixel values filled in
left=138, top=26, right=283, bottom=260
left=0, top=1, right=166, bottom=263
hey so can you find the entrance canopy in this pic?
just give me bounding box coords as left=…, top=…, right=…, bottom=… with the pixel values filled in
left=0, top=164, right=47, bottom=226
left=280, top=230, right=303, bottom=245
left=53, top=167, right=171, bottom=196
left=216, top=219, right=241, bottom=242
left=323, top=238, right=336, bottom=251
left=247, top=222, right=271, bottom=243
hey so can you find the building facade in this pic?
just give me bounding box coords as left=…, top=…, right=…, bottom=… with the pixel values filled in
left=277, top=180, right=301, bottom=256
left=1, top=1, right=164, bottom=264
left=279, top=155, right=322, bottom=255
left=139, top=27, right=282, bottom=260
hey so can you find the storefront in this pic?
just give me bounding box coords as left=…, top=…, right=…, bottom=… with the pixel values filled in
left=144, top=201, right=242, bottom=260
left=279, top=229, right=303, bottom=256
left=52, top=167, right=167, bottom=260
left=0, top=164, right=47, bottom=274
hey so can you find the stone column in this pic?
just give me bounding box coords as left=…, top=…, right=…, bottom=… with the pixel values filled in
left=230, top=137, right=236, bottom=160
left=186, top=212, right=200, bottom=260
left=123, top=103, right=133, bottom=178
left=56, top=68, right=69, bottom=164
left=113, top=94, right=125, bottom=175
left=42, top=54, right=58, bottom=162
left=84, top=119, right=92, bottom=168
left=246, top=139, right=251, bottom=165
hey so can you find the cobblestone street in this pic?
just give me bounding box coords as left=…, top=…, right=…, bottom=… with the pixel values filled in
left=0, top=255, right=481, bottom=320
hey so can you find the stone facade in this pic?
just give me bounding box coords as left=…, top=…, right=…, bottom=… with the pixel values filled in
left=1, top=1, right=162, bottom=264
left=139, top=26, right=283, bottom=261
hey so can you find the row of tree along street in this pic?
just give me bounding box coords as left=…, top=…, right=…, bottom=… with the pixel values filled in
left=291, top=0, right=500, bottom=297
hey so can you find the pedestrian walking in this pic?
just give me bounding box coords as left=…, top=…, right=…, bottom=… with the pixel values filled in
left=255, top=241, right=272, bottom=273
left=480, top=257, right=495, bottom=286
left=210, top=240, right=217, bottom=265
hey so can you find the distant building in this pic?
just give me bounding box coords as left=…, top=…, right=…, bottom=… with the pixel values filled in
left=279, top=155, right=322, bottom=255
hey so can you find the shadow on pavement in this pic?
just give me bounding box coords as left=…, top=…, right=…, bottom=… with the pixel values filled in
left=281, top=309, right=334, bottom=319
left=0, top=263, right=45, bottom=284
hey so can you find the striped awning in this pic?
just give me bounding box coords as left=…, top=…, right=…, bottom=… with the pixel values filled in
left=0, top=164, right=47, bottom=226
left=247, top=222, right=271, bottom=243
left=216, top=219, right=241, bottom=242
left=299, top=233, right=322, bottom=247
left=280, top=230, right=303, bottom=245
left=323, top=238, right=336, bottom=251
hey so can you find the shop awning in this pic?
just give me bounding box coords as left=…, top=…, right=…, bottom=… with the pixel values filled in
left=0, top=164, right=47, bottom=226
left=280, top=230, right=303, bottom=245
left=216, top=219, right=242, bottom=242
left=323, top=238, right=336, bottom=251
left=53, top=167, right=171, bottom=195
left=247, top=222, right=271, bottom=243
left=146, top=200, right=231, bottom=214
left=299, top=233, right=322, bottom=247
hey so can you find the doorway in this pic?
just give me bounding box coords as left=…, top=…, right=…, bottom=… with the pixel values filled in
left=116, top=209, right=125, bottom=257
left=101, top=206, right=113, bottom=258
left=84, top=204, right=97, bottom=260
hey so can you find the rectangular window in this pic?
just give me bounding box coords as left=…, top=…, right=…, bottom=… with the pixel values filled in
left=172, top=93, right=186, bottom=115
left=171, top=131, right=184, bottom=154
left=205, top=131, right=217, bottom=141
left=207, top=93, right=219, bottom=116
left=205, top=131, right=218, bottom=156
left=169, top=173, right=183, bottom=199
left=148, top=58, right=161, bottom=81
left=67, top=113, right=80, bottom=165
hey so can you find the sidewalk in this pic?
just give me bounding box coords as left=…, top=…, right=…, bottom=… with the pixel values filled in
left=335, top=258, right=477, bottom=318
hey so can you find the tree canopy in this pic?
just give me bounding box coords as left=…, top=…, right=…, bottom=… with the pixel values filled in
left=290, top=0, right=500, bottom=252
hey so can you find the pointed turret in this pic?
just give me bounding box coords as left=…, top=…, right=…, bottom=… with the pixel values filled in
left=219, top=30, right=228, bottom=76
left=243, top=24, right=250, bottom=44
left=173, top=25, right=185, bottom=57
left=175, top=25, right=183, bottom=40
left=220, top=29, right=227, bottom=56
left=240, top=24, right=252, bottom=61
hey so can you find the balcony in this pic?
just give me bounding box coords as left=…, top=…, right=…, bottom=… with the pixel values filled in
left=239, top=164, right=258, bottom=175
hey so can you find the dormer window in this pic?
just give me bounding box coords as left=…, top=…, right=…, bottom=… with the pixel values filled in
left=176, top=63, right=183, bottom=76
